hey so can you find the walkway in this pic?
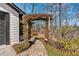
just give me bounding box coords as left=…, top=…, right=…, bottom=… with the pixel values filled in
left=0, top=40, right=47, bottom=56
left=18, top=40, right=47, bottom=56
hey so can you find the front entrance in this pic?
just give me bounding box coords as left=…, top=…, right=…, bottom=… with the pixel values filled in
left=0, top=11, right=9, bottom=45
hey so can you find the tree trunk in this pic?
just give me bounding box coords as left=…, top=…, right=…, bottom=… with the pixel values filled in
left=32, top=3, right=35, bottom=14
left=59, top=3, right=62, bottom=27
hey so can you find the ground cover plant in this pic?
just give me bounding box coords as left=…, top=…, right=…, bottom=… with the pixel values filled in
left=44, top=26, right=79, bottom=56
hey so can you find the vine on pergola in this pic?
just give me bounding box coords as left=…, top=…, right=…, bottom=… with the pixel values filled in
left=22, top=14, right=52, bottom=41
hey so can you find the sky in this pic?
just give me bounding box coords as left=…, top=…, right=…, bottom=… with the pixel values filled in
left=14, top=3, right=79, bottom=14
left=15, top=3, right=58, bottom=14
left=15, top=3, right=79, bottom=26
left=15, top=3, right=79, bottom=14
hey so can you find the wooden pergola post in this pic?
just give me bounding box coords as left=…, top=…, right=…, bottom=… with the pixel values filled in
left=48, top=17, right=51, bottom=40
left=48, top=17, right=51, bottom=32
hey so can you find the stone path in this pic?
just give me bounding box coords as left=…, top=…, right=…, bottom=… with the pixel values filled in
left=0, top=40, right=47, bottom=56
left=18, top=40, right=48, bottom=56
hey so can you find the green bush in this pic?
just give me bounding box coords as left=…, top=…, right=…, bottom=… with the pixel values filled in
left=12, top=40, right=30, bottom=54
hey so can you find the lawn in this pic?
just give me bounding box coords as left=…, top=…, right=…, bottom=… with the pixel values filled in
left=44, top=44, right=79, bottom=56
left=45, top=44, right=65, bottom=56
left=43, top=38, right=79, bottom=56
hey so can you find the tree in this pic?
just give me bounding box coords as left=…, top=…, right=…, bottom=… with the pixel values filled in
left=59, top=4, right=71, bottom=26
left=31, top=3, right=35, bottom=14
left=59, top=3, right=62, bottom=27
left=42, top=3, right=59, bottom=29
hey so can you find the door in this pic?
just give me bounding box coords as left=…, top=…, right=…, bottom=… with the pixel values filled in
left=0, top=11, right=9, bottom=45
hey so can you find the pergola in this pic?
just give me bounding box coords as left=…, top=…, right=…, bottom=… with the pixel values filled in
left=22, top=14, right=52, bottom=40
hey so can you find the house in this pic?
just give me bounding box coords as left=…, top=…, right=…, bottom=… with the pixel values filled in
left=0, top=3, right=25, bottom=45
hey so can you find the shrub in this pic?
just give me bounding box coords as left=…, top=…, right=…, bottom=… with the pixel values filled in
left=12, top=40, right=30, bottom=54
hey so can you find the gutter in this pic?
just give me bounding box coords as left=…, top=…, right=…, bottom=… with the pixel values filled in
left=6, top=3, right=26, bottom=14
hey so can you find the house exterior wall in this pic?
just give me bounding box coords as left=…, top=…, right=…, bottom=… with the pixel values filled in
left=0, top=3, right=19, bottom=44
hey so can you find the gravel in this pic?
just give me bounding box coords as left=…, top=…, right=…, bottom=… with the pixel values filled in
left=18, top=40, right=47, bottom=56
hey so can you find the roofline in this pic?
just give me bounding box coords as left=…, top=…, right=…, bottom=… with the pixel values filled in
left=6, top=3, right=26, bottom=14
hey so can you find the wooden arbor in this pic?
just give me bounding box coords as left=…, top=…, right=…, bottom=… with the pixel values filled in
left=22, top=14, right=52, bottom=41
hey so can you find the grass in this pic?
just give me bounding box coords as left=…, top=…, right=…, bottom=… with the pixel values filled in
left=45, top=44, right=65, bottom=56
left=44, top=44, right=79, bottom=56
left=39, top=37, right=79, bottom=56
left=39, top=38, right=66, bottom=56
left=43, top=38, right=79, bottom=56
left=39, top=39, right=64, bottom=56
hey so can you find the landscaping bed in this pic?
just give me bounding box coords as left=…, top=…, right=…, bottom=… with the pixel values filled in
left=43, top=26, right=79, bottom=56
left=12, top=40, right=30, bottom=54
